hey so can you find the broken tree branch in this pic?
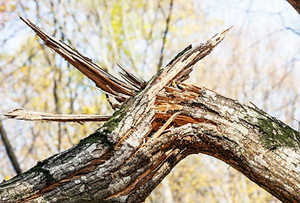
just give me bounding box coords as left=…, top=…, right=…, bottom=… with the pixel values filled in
left=3, top=16, right=299, bottom=203
left=4, top=109, right=111, bottom=123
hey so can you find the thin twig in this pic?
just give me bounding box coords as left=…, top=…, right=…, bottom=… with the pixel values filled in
left=0, top=120, right=22, bottom=174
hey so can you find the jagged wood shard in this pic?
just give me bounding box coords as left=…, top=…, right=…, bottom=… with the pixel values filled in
left=145, top=26, right=232, bottom=103
left=117, top=63, right=145, bottom=90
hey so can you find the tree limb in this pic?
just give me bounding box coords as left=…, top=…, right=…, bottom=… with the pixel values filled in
left=1, top=17, right=299, bottom=203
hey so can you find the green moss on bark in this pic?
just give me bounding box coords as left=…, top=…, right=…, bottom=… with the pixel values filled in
left=257, top=117, right=300, bottom=150
left=6, top=159, right=56, bottom=188
left=77, top=108, right=127, bottom=149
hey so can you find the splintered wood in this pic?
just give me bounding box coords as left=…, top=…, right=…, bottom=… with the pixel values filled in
left=145, top=26, right=232, bottom=103
left=6, top=18, right=230, bottom=124
left=151, top=84, right=206, bottom=134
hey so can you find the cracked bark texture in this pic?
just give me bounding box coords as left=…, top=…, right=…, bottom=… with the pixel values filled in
left=1, top=17, right=300, bottom=203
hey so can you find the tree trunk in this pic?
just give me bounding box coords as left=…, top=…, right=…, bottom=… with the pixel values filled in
left=1, top=18, right=300, bottom=203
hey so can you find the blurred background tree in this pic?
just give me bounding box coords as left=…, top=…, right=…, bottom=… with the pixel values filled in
left=0, top=0, right=299, bottom=202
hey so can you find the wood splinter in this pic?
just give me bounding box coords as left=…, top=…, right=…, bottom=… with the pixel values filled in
left=4, top=109, right=111, bottom=122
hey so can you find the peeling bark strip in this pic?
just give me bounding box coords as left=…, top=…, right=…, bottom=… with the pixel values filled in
left=1, top=18, right=300, bottom=203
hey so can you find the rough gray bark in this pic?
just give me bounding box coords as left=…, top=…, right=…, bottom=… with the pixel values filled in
left=1, top=17, right=300, bottom=203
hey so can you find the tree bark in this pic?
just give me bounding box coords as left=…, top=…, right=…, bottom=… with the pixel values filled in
left=1, top=18, right=300, bottom=203
left=287, top=0, right=300, bottom=15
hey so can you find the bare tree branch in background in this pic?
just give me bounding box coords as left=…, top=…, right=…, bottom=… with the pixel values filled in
left=278, top=13, right=300, bottom=35
left=157, top=0, right=174, bottom=70
left=0, top=120, right=22, bottom=175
